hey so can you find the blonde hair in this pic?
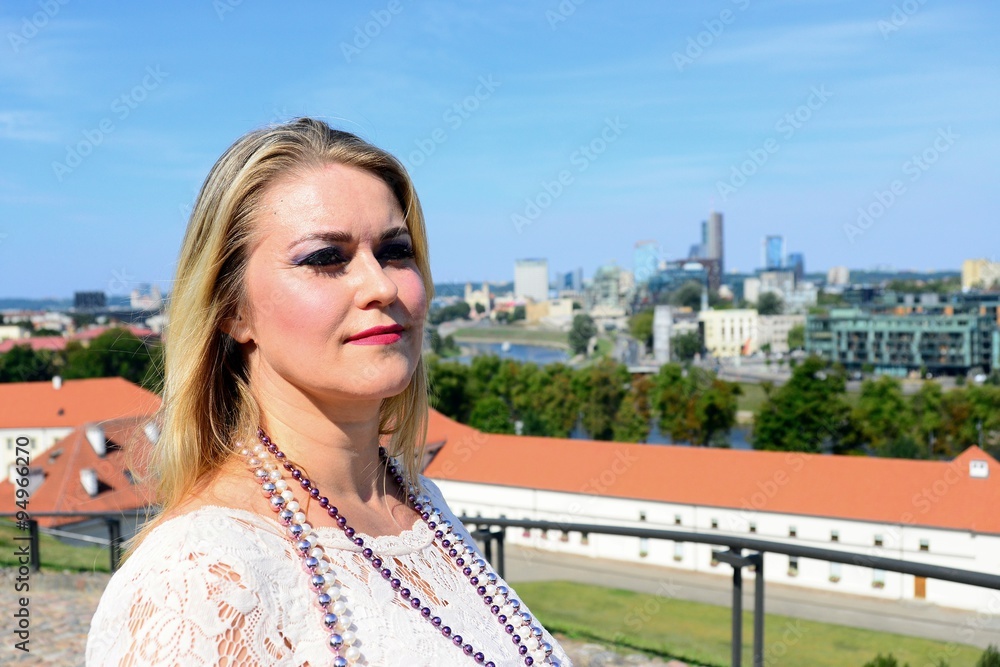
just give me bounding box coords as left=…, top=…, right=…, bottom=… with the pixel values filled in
left=126, top=118, right=434, bottom=556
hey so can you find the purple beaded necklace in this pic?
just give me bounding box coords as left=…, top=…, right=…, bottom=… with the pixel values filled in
left=243, top=427, right=559, bottom=667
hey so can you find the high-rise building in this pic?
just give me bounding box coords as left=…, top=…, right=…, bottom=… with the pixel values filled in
left=764, top=235, right=785, bottom=271
left=514, top=259, right=549, bottom=303
left=706, top=211, right=724, bottom=275
left=962, top=259, right=1000, bottom=291
left=633, top=240, right=659, bottom=286
left=786, top=252, right=805, bottom=281
left=74, top=291, right=106, bottom=311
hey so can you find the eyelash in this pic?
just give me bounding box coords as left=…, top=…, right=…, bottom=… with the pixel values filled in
left=298, top=243, right=415, bottom=270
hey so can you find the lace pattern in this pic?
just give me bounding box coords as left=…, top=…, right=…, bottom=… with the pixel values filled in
left=86, top=477, right=573, bottom=666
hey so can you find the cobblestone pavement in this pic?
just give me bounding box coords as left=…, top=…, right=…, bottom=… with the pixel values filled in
left=0, top=570, right=678, bottom=667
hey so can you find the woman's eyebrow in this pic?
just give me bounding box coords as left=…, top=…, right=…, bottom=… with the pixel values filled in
left=287, top=226, right=410, bottom=251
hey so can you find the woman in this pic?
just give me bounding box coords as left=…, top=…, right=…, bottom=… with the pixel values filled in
left=86, top=118, right=571, bottom=666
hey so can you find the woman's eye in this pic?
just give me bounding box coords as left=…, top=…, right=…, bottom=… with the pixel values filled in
left=381, top=243, right=415, bottom=261
left=300, top=248, right=345, bottom=267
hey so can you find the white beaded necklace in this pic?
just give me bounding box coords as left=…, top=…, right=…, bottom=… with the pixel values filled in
left=240, top=428, right=559, bottom=666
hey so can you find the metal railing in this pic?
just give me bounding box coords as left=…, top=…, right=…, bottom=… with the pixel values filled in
left=460, top=517, right=1000, bottom=667
left=1, top=511, right=127, bottom=572
left=5, top=512, right=999, bottom=667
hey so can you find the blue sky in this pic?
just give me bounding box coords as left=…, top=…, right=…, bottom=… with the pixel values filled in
left=1, top=0, right=998, bottom=298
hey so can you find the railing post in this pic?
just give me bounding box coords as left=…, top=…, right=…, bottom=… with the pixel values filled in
left=106, top=518, right=121, bottom=572
left=27, top=519, right=40, bottom=572
left=752, top=552, right=764, bottom=667
left=495, top=528, right=506, bottom=579
left=732, top=550, right=743, bottom=667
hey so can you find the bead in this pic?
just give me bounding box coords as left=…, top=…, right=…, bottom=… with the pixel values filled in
left=519, top=645, right=528, bottom=656
left=542, top=642, right=553, bottom=656
left=279, top=509, right=294, bottom=525
left=328, top=631, right=343, bottom=647
left=475, top=652, right=485, bottom=663
left=286, top=500, right=300, bottom=512
left=410, top=597, right=421, bottom=609
left=345, top=646, right=361, bottom=662
left=269, top=496, right=286, bottom=510
left=524, top=657, right=534, bottom=666
left=431, top=616, right=442, bottom=626
left=332, top=600, right=347, bottom=615
left=341, top=630, right=356, bottom=644
left=442, top=626, right=452, bottom=637
left=464, top=643, right=474, bottom=655
left=261, top=481, right=277, bottom=496
left=452, top=634, right=463, bottom=646
left=274, top=480, right=287, bottom=491
left=310, top=574, right=326, bottom=590
left=309, top=547, right=324, bottom=559
left=333, top=658, right=348, bottom=667
left=317, top=593, right=332, bottom=608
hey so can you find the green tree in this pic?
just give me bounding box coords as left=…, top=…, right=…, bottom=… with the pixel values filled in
left=911, top=382, right=946, bottom=457
left=862, top=654, right=908, bottom=667
left=756, top=292, right=784, bottom=315
left=0, top=345, right=56, bottom=382
left=670, top=281, right=704, bottom=311
left=753, top=356, right=856, bottom=453
left=572, top=358, right=630, bottom=440
left=62, top=329, right=154, bottom=387
left=427, top=358, right=471, bottom=421
left=468, top=395, right=514, bottom=434
left=530, top=363, right=581, bottom=437
left=613, top=375, right=652, bottom=442
left=853, top=376, right=915, bottom=456
left=787, top=324, right=805, bottom=350
left=977, top=644, right=1000, bottom=667
left=650, top=364, right=740, bottom=446
left=569, top=314, right=597, bottom=356
left=672, top=331, right=700, bottom=362
left=629, top=309, right=654, bottom=352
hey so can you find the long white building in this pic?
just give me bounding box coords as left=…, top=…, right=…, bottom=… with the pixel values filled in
left=423, top=409, right=999, bottom=613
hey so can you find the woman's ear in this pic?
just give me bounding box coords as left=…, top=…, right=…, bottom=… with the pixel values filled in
left=221, top=313, right=253, bottom=344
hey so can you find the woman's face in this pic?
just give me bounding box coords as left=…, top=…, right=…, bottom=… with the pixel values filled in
left=234, top=162, right=427, bottom=403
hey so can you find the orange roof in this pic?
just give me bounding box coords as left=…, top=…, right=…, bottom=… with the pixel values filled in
left=71, top=325, right=158, bottom=342
left=0, top=337, right=68, bottom=353
left=0, top=417, right=157, bottom=525
left=423, top=409, right=1000, bottom=535
left=0, top=377, right=160, bottom=429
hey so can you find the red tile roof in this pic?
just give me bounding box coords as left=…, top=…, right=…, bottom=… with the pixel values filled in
left=0, top=337, right=68, bottom=353
left=0, top=377, right=160, bottom=429
left=423, top=409, right=1000, bottom=535
left=71, top=325, right=158, bottom=342
left=0, top=417, right=157, bottom=525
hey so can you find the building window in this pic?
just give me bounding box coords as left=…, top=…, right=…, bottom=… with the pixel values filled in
left=674, top=514, right=682, bottom=526
left=710, top=553, right=719, bottom=567
left=874, top=534, right=883, bottom=547
left=639, top=537, right=649, bottom=558
left=639, top=511, right=647, bottom=522
left=749, top=522, right=757, bottom=534
left=830, top=530, right=839, bottom=543
left=711, top=518, right=719, bottom=529
left=788, top=556, right=799, bottom=577
left=522, top=518, right=531, bottom=538
left=873, top=569, right=886, bottom=589
left=559, top=530, right=569, bottom=542
left=581, top=532, right=589, bottom=546
left=789, top=526, right=797, bottom=538
left=919, top=539, right=929, bottom=552
left=829, top=562, right=842, bottom=583
left=673, top=542, right=684, bottom=562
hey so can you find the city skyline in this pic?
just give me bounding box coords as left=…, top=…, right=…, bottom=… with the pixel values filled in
left=2, top=2, right=998, bottom=298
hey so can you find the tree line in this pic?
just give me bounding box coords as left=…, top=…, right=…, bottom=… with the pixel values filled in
left=428, top=353, right=999, bottom=459
left=0, top=328, right=163, bottom=393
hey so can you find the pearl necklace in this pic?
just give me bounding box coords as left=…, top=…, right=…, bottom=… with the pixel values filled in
left=240, top=428, right=559, bottom=667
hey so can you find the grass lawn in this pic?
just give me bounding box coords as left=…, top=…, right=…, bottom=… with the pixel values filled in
left=449, top=326, right=570, bottom=348
left=0, top=520, right=111, bottom=573
left=737, top=382, right=861, bottom=415
left=513, top=580, right=982, bottom=667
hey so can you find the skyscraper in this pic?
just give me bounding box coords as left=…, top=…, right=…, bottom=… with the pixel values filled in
left=764, top=235, right=785, bottom=271
left=786, top=252, right=805, bottom=281
left=706, top=211, right=724, bottom=275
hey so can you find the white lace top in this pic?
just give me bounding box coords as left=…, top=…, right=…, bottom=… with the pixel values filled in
left=85, top=477, right=572, bottom=666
